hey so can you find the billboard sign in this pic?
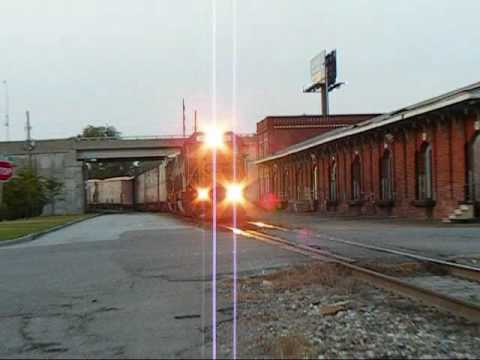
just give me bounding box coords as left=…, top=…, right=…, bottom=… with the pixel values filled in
left=310, top=50, right=326, bottom=85
left=325, top=50, right=337, bottom=86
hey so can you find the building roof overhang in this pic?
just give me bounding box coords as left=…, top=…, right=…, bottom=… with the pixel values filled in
left=256, top=81, right=480, bottom=165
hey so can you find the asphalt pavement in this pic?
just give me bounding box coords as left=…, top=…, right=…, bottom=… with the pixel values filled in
left=0, top=213, right=307, bottom=358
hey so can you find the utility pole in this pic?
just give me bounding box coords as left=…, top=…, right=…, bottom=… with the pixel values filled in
left=25, top=110, right=32, bottom=167
left=182, top=99, right=186, bottom=137
left=3, top=80, right=9, bottom=141
left=194, top=110, right=198, bottom=133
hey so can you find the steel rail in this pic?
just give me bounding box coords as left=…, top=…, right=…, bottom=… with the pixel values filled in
left=225, top=225, right=480, bottom=323
left=248, top=221, right=480, bottom=283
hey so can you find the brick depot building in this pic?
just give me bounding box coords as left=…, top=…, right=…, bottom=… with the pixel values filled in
left=257, top=114, right=380, bottom=158
left=256, top=82, right=480, bottom=221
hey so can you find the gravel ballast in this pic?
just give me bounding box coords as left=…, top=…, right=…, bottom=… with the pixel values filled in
left=216, top=263, right=480, bottom=359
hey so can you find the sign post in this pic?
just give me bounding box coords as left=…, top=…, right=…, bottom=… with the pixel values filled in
left=304, top=49, right=343, bottom=117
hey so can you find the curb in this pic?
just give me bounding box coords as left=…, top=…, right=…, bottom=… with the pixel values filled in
left=0, top=214, right=103, bottom=248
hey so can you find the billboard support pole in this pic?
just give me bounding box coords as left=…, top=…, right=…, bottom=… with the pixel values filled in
left=322, top=63, right=329, bottom=119
left=322, top=57, right=330, bottom=121
left=321, top=83, right=329, bottom=118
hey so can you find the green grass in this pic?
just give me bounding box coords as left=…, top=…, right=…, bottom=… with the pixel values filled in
left=0, top=214, right=93, bottom=241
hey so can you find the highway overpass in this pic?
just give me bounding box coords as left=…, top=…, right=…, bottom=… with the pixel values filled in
left=0, top=136, right=186, bottom=214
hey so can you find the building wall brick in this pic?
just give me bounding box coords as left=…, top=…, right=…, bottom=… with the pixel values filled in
left=257, top=108, right=480, bottom=220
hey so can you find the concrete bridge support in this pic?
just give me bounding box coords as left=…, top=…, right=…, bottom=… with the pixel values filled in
left=0, top=140, right=85, bottom=215
left=0, top=137, right=184, bottom=215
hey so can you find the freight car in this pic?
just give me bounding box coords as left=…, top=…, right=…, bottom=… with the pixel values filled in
left=86, top=163, right=170, bottom=212
left=134, top=162, right=169, bottom=212
left=166, top=130, right=249, bottom=222
left=86, top=176, right=134, bottom=210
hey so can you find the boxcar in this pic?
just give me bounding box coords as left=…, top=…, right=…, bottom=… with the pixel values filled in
left=86, top=176, right=134, bottom=210
left=134, top=162, right=169, bottom=212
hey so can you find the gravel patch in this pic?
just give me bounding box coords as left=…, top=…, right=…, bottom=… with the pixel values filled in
left=217, top=263, right=480, bottom=359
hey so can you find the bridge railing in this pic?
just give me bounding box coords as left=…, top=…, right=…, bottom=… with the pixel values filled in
left=75, top=133, right=256, bottom=141
left=75, top=135, right=187, bottom=141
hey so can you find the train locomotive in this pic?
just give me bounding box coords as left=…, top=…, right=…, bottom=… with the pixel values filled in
left=166, top=130, right=248, bottom=222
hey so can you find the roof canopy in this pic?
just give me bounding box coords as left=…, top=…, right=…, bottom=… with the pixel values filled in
left=257, top=81, right=480, bottom=164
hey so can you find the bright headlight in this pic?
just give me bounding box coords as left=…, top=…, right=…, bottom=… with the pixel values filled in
left=204, top=127, right=224, bottom=149
left=197, top=187, right=209, bottom=201
left=226, top=184, right=243, bottom=203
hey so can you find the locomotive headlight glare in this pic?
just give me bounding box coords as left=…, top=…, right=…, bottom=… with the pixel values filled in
left=226, top=184, right=243, bottom=204
left=204, top=127, right=224, bottom=149
left=197, top=187, right=209, bottom=201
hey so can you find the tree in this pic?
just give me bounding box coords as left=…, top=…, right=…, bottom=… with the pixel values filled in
left=1, top=169, right=64, bottom=219
left=80, top=125, right=121, bottom=138
left=44, top=177, right=64, bottom=215
left=3, top=169, right=45, bottom=219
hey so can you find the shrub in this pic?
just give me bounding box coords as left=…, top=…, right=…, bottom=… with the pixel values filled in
left=2, top=169, right=63, bottom=220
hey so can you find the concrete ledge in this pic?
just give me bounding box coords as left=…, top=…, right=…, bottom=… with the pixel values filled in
left=0, top=214, right=102, bottom=248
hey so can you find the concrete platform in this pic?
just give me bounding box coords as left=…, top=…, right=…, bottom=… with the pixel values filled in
left=249, top=209, right=480, bottom=262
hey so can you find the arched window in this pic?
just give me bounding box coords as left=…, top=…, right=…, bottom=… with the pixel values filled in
left=380, top=149, right=393, bottom=201
left=270, top=165, right=279, bottom=197
left=351, top=155, right=361, bottom=201
left=260, top=167, right=266, bottom=198
left=283, top=169, right=289, bottom=201
left=312, top=164, right=319, bottom=201
left=329, top=159, right=337, bottom=201
left=417, top=143, right=433, bottom=200
left=265, top=169, right=270, bottom=194
left=296, top=166, right=301, bottom=200
left=467, top=134, right=480, bottom=201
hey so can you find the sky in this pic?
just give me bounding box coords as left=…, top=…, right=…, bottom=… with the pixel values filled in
left=0, top=0, right=479, bottom=140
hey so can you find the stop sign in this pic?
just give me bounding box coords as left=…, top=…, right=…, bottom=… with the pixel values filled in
left=0, top=160, right=14, bottom=181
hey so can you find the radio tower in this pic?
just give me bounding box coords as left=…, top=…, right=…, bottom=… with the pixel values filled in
left=3, top=80, right=9, bottom=141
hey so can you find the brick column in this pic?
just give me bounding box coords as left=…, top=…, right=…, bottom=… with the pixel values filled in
left=451, top=115, right=467, bottom=202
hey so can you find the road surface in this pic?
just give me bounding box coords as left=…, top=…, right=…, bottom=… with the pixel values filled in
left=0, top=213, right=306, bottom=358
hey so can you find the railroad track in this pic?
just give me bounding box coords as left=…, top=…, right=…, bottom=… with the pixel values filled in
left=222, top=222, right=480, bottom=323
left=247, top=221, right=480, bottom=283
